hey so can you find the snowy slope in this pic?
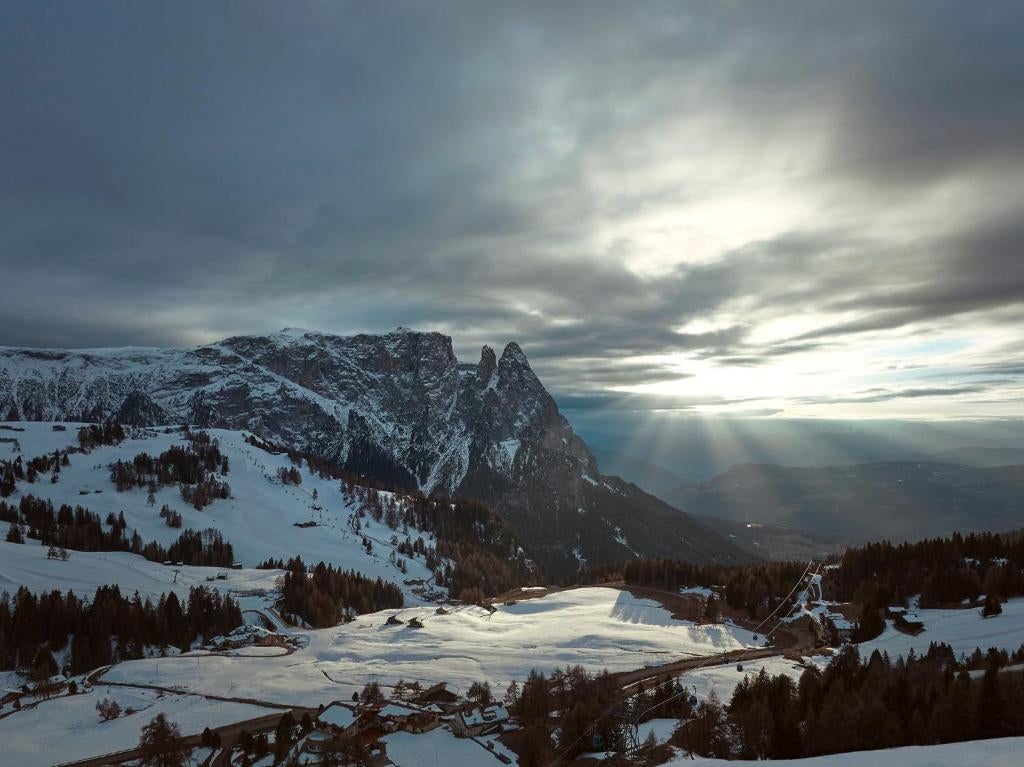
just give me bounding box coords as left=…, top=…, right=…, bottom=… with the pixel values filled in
left=859, top=597, right=1024, bottom=659
left=0, top=685, right=270, bottom=767
left=100, top=587, right=761, bottom=706
left=0, top=421, right=84, bottom=459
left=383, top=727, right=511, bottom=767
left=0, top=540, right=280, bottom=600
left=672, top=736, right=1024, bottom=766
left=1, top=424, right=441, bottom=601
left=684, top=655, right=809, bottom=705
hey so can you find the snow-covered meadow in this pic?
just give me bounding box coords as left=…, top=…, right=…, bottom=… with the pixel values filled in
left=683, top=655, right=809, bottom=705
left=0, top=685, right=269, bottom=767
left=860, top=597, right=1024, bottom=659
left=0, top=539, right=281, bottom=600
left=673, top=736, right=1024, bottom=766
left=100, top=587, right=761, bottom=706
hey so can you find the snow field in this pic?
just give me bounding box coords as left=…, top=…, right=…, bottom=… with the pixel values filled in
left=671, top=736, right=1024, bottom=766
left=0, top=539, right=281, bottom=600
left=101, top=587, right=762, bottom=707
left=859, top=597, right=1024, bottom=659
left=0, top=684, right=270, bottom=767
left=0, top=425, right=440, bottom=602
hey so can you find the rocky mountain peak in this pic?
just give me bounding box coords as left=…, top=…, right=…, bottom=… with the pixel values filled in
left=477, top=345, right=497, bottom=383
left=0, top=328, right=752, bottom=574
left=500, top=341, right=529, bottom=366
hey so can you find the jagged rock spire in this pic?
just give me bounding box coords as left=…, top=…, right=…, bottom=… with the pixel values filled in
left=478, top=344, right=497, bottom=383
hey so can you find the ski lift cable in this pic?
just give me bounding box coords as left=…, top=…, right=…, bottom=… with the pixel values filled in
left=543, top=558, right=820, bottom=765
left=631, top=559, right=822, bottom=725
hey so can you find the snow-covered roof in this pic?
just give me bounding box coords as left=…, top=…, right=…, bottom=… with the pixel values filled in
left=461, top=704, right=509, bottom=728
left=378, top=703, right=424, bottom=719
left=679, top=586, right=715, bottom=599
left=318, top=703, right=356, bottom=728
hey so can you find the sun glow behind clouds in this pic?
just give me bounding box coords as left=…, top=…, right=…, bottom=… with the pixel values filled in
left=609, top=318, right=1024, bottom=419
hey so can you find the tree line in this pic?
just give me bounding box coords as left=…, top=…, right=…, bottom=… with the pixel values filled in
left=274, top=556, right=404, bottom=627
left=347, top=486, right=540, bottom=602
left=828, top=530, right=1024, bottom=608
left=0, top=584, right=242, bottom=675
left=110, top=432, right=230, bottom=510
left=244, top=434, right=542, bottom=602
left=682, top=642, right=1024, bottom=759
left=77, top=422, right=127, bottom=450
left=578, top=557, right=810, bottom=620
left=3, top=494, right=234, bottom=566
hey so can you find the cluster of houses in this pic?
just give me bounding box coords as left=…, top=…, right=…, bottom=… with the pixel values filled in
left=1, top=673, right=81, bottom=715
left=203, top=624, right=297, bottom=652
left=820, top=611, right=855, bottom=645
left=886, top=604, right=925, bottom=635
left=301, top=682, right=514, bottom=765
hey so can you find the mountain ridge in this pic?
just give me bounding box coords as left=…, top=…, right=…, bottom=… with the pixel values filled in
left=0, top=328, right=753, bottom=574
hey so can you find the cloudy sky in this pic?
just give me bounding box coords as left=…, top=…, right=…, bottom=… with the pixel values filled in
left=3, top=1, right=1023, bottom=418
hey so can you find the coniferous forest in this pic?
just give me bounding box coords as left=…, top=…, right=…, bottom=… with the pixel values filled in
left=274, top=556, right=404, bottom=627
left=2, top=494, right=234, bottom=566
left=681, top=643, right=1024, bottom=759
left=0, top=584, right=242, bottom=675
left=829, top=531, right=1024, bottom=607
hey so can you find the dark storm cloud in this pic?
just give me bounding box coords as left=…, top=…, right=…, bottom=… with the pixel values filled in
left=2, top=1, right=1024, bottom=402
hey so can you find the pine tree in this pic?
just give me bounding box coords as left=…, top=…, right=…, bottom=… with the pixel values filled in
left=138, top=713, right=189, bottom=767
left=703, top=596, right=720, bottom=623
left=30, top=647, right=57, bottom=681
left=975, top=652, right=1006, bottom=738
left=6, top=523, right=24, bottom=544
left=982, top=593, right=1003, bottom=617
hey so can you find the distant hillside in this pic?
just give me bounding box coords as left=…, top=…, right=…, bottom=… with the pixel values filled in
left=589, top=448, right=685, bottom=494
left=689, top=514, right=846, bottom=561
left=929, top=446, right=1024, bottom=467
left=663, top=461, right=1024, bottom=543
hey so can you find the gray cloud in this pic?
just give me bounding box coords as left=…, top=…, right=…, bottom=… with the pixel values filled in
left=1, top=1, right=1023, bottom=407
left=793, top=385, right=997, bottom=407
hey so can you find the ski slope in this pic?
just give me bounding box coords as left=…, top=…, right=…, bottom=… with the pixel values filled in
left=0, top=423, right=441, bottom=601
left=0, top=421, right=85, bottom=459
left=0, top=540, right=280, bottom=600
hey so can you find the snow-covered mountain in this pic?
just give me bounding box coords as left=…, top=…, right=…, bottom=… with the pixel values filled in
left=0, top=328, right=751, bottom=573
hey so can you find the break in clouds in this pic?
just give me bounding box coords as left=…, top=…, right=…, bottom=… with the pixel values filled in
left=2, top=1, right=1023, bottom=416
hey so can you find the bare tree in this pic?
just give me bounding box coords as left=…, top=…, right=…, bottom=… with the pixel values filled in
left=97, top=697, right=121, bottom=721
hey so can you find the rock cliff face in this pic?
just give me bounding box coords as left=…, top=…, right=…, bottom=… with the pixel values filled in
left=0, top=328, right=752, bottom=573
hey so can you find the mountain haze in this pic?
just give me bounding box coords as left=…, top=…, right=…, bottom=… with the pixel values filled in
left=665, top=461, right=1024, bottom=544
